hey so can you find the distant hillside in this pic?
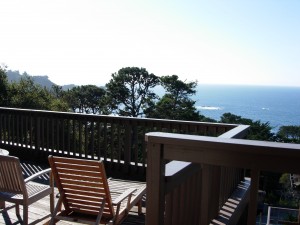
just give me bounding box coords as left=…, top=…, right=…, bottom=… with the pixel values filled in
left=6, top=70, right=76, bottom=90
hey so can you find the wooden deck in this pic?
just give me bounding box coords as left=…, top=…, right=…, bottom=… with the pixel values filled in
left=0, top=161, right=145, bottom=225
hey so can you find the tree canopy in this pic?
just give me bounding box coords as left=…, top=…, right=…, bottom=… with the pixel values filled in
left=276, top=125, right=300, bottom=143
left=8, top=75, right=54, bottom=110
left=0, top=66, right=9, bottom=106
left=146, top=75, right=200, bottom=121
left=106, top=67, right=159, bottom=117
left=65, top=85, right=107, bottom=114
left=220, top=112, right=274, bottom=141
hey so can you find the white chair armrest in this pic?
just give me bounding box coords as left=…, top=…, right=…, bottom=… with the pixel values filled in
left=112, top=188, right=136, bottom=205
left=24, top=168, right=51, bottom=183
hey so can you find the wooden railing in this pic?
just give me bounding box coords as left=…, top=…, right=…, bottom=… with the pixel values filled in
left=0, top=107, right=255, bottom=223
left=145, top=132, right=300, bottom=225
left=156, top=123, right=249, bottom=225
left=0, top=107, right=238, bottom=178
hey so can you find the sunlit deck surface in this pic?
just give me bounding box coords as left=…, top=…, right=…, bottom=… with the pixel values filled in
left=0, top=160, right=145, bottom=225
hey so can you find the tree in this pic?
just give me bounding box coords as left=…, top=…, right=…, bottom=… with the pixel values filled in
left=276, top=125, right=300, bottom=143
left=0, top=65, right=9, bottom=106
left=8, top=75, right=53, bottom=110
left=65, top=85, right=107, bottom=114
left=50, top=85, right=64, bottom=99
left=106, top=67, right=159, bottom=117
left=146, top=75, right=201, bottom=121
left=47, top=85, right=69, bottom=111
left=220, top=113, right=274, bottom=141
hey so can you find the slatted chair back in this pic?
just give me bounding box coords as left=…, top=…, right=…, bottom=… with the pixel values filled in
left=48, top=156, right=115, bottom=220
left=0, top=155, right=26, bottom=195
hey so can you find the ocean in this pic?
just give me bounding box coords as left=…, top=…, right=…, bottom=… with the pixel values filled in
left=193, top=85, right=300, bottom=132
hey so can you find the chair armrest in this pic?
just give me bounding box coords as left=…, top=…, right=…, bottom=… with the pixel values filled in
left=24, top=168, right=51, bottom=183
left=112, top=188, right=136, bottom=205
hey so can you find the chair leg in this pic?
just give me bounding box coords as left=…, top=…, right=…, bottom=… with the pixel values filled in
left=50, top=172, right=55, bottom=214
left=23, top=204, right=29, bottom=225
left=0, top=201, right=5, bottom=209
left=49, top=193, right=64, bottom=225
left=50, top=192, right=54, bottom=214
left=16, top=204, right=20, bottom=216
left=95, top=198, right=106, bottom=225
left=137, top=200, right=142, bottom=215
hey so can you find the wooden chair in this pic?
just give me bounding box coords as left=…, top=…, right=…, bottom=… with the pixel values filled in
left=48, top=155, right=146, bottom=225
left=0, top=155, right=54, bottom=225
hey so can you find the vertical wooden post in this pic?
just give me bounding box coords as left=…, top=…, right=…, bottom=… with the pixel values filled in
left=200, top=164, right=210, bottom=225
left=51, top=117, right=55, bottom=152
left=79, top=120, right=83, bottom=155
left=210, top=166, right=221, bottom=220
left=146, top=142, right=165, bottom=225
left=247, top=169, right=260, bottom=225
left=35, top=116, right=40, bottom=151
left=67, top=119, right=70, bottom=155
left=84, top=120, right=88, bottom=158
left=56, top=118, right=60, bottom=152
left=124, top=121, right=131, bottom=173
left=298, top=203, right=300, bottom=223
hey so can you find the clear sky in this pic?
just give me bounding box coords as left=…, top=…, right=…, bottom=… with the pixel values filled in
left=1, top=0, right=299, bottom=87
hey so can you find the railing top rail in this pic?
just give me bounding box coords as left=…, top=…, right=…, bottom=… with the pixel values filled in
left=218, top=124, right=250, bottom=139
left=163, top=124, right=249, bottom=184
left=145, top=132, right=300, bottom=173
left=146, top=131, right=300, bottom=151
left=0, top=107, right=237, bottom=129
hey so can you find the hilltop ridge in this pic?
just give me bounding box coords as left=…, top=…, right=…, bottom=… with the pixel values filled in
left=6, top=70, right=76, bottom=90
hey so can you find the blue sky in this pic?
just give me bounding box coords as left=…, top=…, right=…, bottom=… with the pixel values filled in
left=0, top=0, right=299, bottom=87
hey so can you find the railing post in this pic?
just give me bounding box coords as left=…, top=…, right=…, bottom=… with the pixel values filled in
left=298, top=204, right=300, bottom=224
left=247, top=169, right=260, bottom=225
left=35, top=116, right=40, bottom=151
left=124, top=121, right=131, bottom=172
left=146, top=142, right=165, bottom=225
left=210, top=165, right=221, bottom=219
left=200, top=164, right=210, bottom=224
